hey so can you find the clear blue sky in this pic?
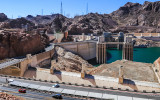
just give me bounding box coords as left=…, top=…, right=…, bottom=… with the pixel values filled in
left=0, top=0, right=159, bottom=18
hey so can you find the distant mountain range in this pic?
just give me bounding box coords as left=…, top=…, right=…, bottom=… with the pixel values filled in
left=1, top=1, right=160, bottom=34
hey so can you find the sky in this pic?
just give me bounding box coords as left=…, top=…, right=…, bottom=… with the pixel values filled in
left=0, top=0, right=159, bottom=18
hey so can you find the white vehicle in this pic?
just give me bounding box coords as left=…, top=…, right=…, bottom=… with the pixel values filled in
left=52, top=84, right=60, bottom=88
left=7, top=79, right=14, bottom=82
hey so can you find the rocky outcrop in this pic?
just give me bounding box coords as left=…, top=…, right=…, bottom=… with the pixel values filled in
left=0, top=18, right=35, bottom=29
left=110, top=1, right=160, bottom=33
left=50, top=14, right=68, bottom=33
left=9, top=18, right=35, bottom=28
left=26, top=14, right=61, bottom=25
left=51, top=46, right=93, bottom=73
left=143, top=1, right=160, bottom=12
left=0, top=92, right=22, bottom=100
left=0, top=13, right=8, bottom=22
left=0, top=29, right=49, bottom=59
left=65, top=13, right=117, bottom=35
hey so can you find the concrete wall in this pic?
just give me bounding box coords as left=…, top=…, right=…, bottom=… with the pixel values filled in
left=70, top=35, right=93, bottom=41
left=20, top=59, right=31, bottom=77
left=134, top=33, right=160, bottom=37
left=30, top=49, right=54, bottom=67
left=19, top=49, right=54, bottom=77
left=11, top=48, right=54, bottom=77
left=57, top=42, right=96, bottom=60
left=54, top=33, right=64, bottom=43
left=143, top=37, right=160, bottom=41
left=36, top=50, right=53, bottom=64
left=36, top=68, right=160, bottom=92
left=0, top=59, right=31, bottom=77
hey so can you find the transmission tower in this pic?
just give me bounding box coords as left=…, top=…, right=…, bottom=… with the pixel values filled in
left=42, top=9, right=43, bottom=16
left=61, top=1, right=63, bottom=15
left=86, top=3, right=88, bottom=14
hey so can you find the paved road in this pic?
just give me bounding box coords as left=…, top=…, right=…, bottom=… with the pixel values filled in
left=0, top=58, right=25, bottom=69
left=0, top=85, right=84, bottom=100
left=7, top=78, right=160, bottom=100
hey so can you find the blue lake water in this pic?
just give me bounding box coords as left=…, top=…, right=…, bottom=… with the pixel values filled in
left=107, top=47, right=160, bottom=64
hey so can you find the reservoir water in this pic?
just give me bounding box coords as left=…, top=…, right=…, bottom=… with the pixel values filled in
left=107, top=47, right=160, bottom=64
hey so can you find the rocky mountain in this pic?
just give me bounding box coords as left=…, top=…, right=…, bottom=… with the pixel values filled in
left=64, top=13, right=117, bottom=35
left=9, top=18, right=35, bottom=28
left=46, top=13, right=117, bottom=35
left=0, top=18, right=35, bottom=29
left=111, top=1, right=160, bottom=33
left=1, top=1, right=160, bottom=34
left=26, top=14, right=60, bottom=25
left=0, top=13, right=8, bottom=22
left=44, top=1, right=160, bottom=34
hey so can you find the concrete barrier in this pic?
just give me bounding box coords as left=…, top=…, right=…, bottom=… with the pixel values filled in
left=36, top=69, right=160, bottom=92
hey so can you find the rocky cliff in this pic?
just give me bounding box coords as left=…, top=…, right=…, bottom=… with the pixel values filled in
left=0, top=29, right=49, bottom=59
left=43, top=13, right=117, bottom=35
left=111, top=1, right=160, bottom=33
left=64, top=13, right=117, bottom=35
left=26, top=14, right=62, bottom=25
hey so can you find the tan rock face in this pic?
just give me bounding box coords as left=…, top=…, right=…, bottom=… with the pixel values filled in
left=51, top=46, right=93, bottom=73
left=0, top=29, right=49, bottom=59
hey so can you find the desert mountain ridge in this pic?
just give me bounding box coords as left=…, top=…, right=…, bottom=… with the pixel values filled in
left=1, top=1, right=160, bottom=34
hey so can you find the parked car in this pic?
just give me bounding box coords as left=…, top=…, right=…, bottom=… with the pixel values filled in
left=52, top=94, right=62, bottom=99
left=18, top=89, right=26, bottom=93
left=52, top=84, right=60, bottom=88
